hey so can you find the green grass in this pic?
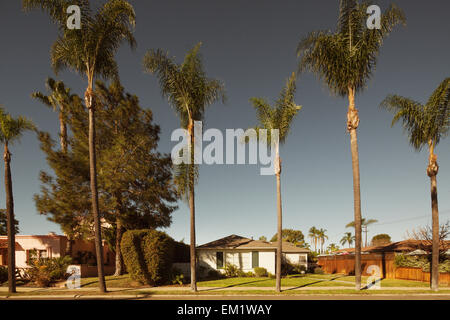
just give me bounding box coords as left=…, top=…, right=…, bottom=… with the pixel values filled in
left=79, top=274, right=144, bottom=288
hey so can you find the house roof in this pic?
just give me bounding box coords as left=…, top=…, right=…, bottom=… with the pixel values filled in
left=335, top=239, right=450, bottom=254
left=0, top=239, right=22, bottom=250
left=197, top=234, right=310, bottom=253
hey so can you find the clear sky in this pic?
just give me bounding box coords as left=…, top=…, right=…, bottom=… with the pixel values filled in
left=0, top=1, right=449, bottom=249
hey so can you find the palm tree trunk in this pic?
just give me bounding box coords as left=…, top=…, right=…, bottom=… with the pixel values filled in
left=427, top=145, right=439, bottom=291
left=188, top=122, right=197, bottom=292
left=4, top=143, right=16, bottom=294
left=114, top=219, right=124, bottom=276
left=65, top=238, right=73, bottom=257
left=85, top=86, right=106, bottom=293
left=347, top=87, right=362, bottom=290
left=275, top=152, right=282, bottom=293
left=59, top=109, right=67, bottom=153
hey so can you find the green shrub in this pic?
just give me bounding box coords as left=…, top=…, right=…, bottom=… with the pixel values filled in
left=121, top=229, right=175, bottom=285
left=254, top=267, right=268, bottom=277
left=268, top=272, right=275, bottom=279
left=170, top=267, right=187, bottom=285
left=394, top=254, right=450, bottom=273
left=224, top=264, right=240, bottom=277
left=25, top=256, right=72, bottom=287
left=0, top=266, right=7, bottom=284
left=313, top=267, right=324, bottom=275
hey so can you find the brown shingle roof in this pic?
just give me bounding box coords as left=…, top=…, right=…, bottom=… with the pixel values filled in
left=197, top=235, right=310, bottom=253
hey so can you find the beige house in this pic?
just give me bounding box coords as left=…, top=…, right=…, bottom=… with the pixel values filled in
left=0, top=233, right=115, bottom=277
left=197, top=235, right=309, bottom=274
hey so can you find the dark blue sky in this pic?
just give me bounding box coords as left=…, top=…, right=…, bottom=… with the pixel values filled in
left=0, top=0, right=449, bottom=248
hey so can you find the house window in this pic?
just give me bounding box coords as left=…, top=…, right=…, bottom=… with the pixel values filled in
left=299, top=255, right=307, bottom=264
left=216, top=252, right=224, bottom=269
left=252, top=251, right=259, bottom=268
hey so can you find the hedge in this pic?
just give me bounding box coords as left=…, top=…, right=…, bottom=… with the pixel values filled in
left=121, top=229, right=175, bottom=285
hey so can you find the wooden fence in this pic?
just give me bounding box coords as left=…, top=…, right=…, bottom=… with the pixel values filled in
left=317, top=253, right=449, bottom=285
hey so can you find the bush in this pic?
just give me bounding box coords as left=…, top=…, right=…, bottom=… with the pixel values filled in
left=223, top=264, right=240, bottom=278
left=254, top=267, right=268, bottom=277
left=268, top=272, right=275, bottom=279
left=25, top=256, right=72, bottom=287
left=313, top=267, right=324, bottom=275
left=121, top=229, right=175, bottom=286
left=394, top=254, right=450, bottom=273
left=0, top=266, right=7, bottom=284
left=170, top=267, right=187, bottom=285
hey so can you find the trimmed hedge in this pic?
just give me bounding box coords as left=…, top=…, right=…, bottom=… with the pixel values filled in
left=121, top=229, right=175, bottom=285
left=0, top=266, right=7, bottom=284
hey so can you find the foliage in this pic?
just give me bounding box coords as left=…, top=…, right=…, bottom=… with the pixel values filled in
left=381, top=78, right=450, bottom=151
left=143, top=43, right=225, bottom=200
left=25, top=255, right=72, bottom=287
left=297, top=0, right=406, bottom=96
left=249, top=73, right=301, bottom=146
left=0, top=209, right=19, bottom=235
left=35, top=80, right=178, bottom=241
left=223, top=264, right=240, bottom=278
left=313, top=267, right=324, bottom=275
left=258, top=236, right=267, bottom=241
left=270, top=229, right=305, bottom=245
left=346, top=218, right=378, bottom=228
left=0, top=266, right=7, bottom=284
left=340, top=232, right=355, bottom=247
left=371, top=234, right=391, bottom=246
left=121, top=229, right=175, bottom=285
left=170, top=267, right=187, bottom=285
left=173, top=241, right=190, bottom=263
left=254, top=267, right=268, bottom=277
left=206, top=269, right=224, bottom=280
left=394, top=254, right=450, bottom=273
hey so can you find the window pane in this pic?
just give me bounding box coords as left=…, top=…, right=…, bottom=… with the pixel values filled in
left=216, top=252, right=224, bottom=269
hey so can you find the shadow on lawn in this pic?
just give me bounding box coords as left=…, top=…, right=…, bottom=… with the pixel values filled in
left=282, top=275, right=350, bottom=291
left=199, top=279, right=272, bottom=291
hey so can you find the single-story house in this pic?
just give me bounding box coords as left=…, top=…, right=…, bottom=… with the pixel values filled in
left=197, top=234, right=309, bottom=274
left=0, top=233, right=115, bottom=277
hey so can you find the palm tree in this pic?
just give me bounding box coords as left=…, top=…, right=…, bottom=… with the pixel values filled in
left=346, top=218, right=378, bottom=247
left=143, top=43, right=225, bottom=292
left=249, top=72, right=302, bottom=293
left=340, top=232, right=355, bottom=248
left=23, top=0, right=137, bottom=293
left=32, top=78, right=77, bottom=153
left=0, top=109, right=35, bottom=293
left=297, top=0, right=405, bottom=290
left=317, top=228, right=328, bottom=254
left=380, top=77, right=450, bottom=292
left=308, top=226, right=319, bottom=253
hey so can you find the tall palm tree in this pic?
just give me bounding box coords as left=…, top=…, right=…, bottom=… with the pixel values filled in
left=317, top=228, right=328, bottom=254
left=308, top=226, right=319, bottom=252
left=340, top=232, right=355, bottom=248
left=297, top=0, right=405, bottom=290
left=346, top=218, right=378, bottom=247
left=23, top=0, right=137, bottom=293
left=249, top=72, right=302, bottom=293
left=143, top=43, right=225, bottom=292
left=380, top=77, right=450, bottom=292
left=0, top=109, right=35, bottom=293
left=32, top=78, right=77, bottom=153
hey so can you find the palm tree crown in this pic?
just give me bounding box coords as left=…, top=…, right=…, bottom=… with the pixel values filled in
left=297, top=0, right=406, bottom=96
left=380, top=78, right=450, bottom=152
left=23, top=0, right=137, bottom=87
left=0, top=111, right=35, bottom=145
left=250, top=72, right=302, bottom=145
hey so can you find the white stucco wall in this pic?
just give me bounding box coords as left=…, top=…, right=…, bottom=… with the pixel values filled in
left=197, top=249, right=276, bottom=274
left=285, top=253, right=308, bottom=268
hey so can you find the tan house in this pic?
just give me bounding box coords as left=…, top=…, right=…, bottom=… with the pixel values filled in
left=0, top=233, right=115, bottom=277
left=197, top=234, right=309, bottom=274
